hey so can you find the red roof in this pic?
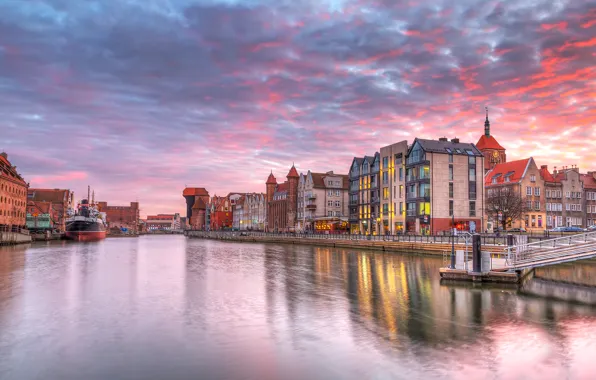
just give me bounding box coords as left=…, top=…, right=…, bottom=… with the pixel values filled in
left=276, top=183, right=288, bottom=192
left=485, top=158, right=531, bottom=186
left=582, top=173, right=596, bottom=189
left=183, top=187, right=209, bottom=196
left=192, top=197, right=206, bottom=210
left=286, top=165, right=299, bottom=178
left=539, top=166, right=558, bottom=183
left=266, top=172, right=277, bottom=184
left=476, top=135, right=505, bottom=151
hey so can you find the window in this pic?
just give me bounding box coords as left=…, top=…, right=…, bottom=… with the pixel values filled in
left=534, top=201, right=540, bottom=210
left=526, top=186, right=532, bottom=196
left=382, top=171, right=388, bottom=184
left=383, top=204, right=389, bottom=215
left=449, top=154, right=453, bottom=163
left=526, top=200, right=532, bottom=209
left=578, top=192, right=582, bottom=199
left=327, top=180, right=333, bottom=186
left=328, top=190, right=333, bottom=196
left=469, top=183, right=476, bottom=200
left=578, top=204, right=582, bottom=211
left=420, top=166, right=430, bottom=180
left=383, top=188, right=389, bottom=199
left=419, top=202, right=430, bottom=215
left=449, top=165, right=453, bottom=181
left=531, top=215, right=536, bottom=227
left=566, top=204, right=571, bottom=211
left=335, top=201, right=340, bottom=207
left=492, top=178, right=497, bottom=184
left=449, top=183, right=453, bottom=198
left=399, top=168, right=403, bottom=181
left=327, top=200, right=333, bottom=207
left=335, top=190, right=340, bottom=196
left=468, top=168, right=476, bottom=182
left=327, top=211, right=333, bottom=217
left=449, top=200, right=454, bottom=216
left=399, top=202, right=403, bottom=214
left=399, top=185, right=403, bottom=197
left=469, top=201, right=476, bottom=216
left=534, top=187, right=540, bottom=196
left=566, top=191, right=570, bottom=198
left=530, top=175, right=536, bottom=182
left=504, top=175, right=510, bottom=183
left=546, top=203, right=551, bottom=211
left=546, top=190, right=550, bottom=198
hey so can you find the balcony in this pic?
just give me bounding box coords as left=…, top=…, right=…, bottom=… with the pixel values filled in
left=308, top=194, right=317, bottom=199
left=306, top=204, right=316, bottom=210
left=349, top=200, right=358, bottom=206
left=371, top=196, right=380, bottom=203
left=406, top=210, right=416, bottom=217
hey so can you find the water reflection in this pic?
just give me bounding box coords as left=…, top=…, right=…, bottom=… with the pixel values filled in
left=0, top=237, right=595, bottom=380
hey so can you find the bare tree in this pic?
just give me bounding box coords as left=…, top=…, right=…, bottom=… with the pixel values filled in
left=486, top=187, right=528, bottom=230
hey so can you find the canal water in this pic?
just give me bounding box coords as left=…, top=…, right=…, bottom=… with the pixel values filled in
left=1, top=236, right=596, bottom=380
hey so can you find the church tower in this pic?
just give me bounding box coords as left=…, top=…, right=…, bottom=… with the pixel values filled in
left=286, top=164, right=299, bottom=231
left=476, top=107, right=506, bottom=173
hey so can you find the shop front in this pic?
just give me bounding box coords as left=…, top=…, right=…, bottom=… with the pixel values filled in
left=315, top=218, right=349, bottom=234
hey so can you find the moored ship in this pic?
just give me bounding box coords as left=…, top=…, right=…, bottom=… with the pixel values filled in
left=65, top=187, right=106, bottom=242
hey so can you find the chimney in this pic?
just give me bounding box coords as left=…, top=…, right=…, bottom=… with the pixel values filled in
left=553, top=166, right=558, bottom=176
left=451, top=138, right=460, bottom=143
left=0, top=152, right=6, bottom=159
left=439, top=137, right=448, bottom=142
left=541, top=165, right=548, bottom=170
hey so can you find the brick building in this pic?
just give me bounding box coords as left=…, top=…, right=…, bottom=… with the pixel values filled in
left=583, top=172, right=596, bottom=227
left=97, top=201, right=140, bottom=232
left=183, top=187, right=210, bottom=230
left=209, top=195, right=233, bottom=230
left=475, top=108, right=506, bottom=173
left=0, top=152, right=28, bottom=231
left=296, top=170, right=349, bottom=233
left=265, top=165, right=299, bottom=232
left=348, top=153, right=380, bottom=235
left=485, top=158, right=545, bottom=232
left=406, top=138, right=484, bottom=234
left=27, top=188, right=74, bottom=232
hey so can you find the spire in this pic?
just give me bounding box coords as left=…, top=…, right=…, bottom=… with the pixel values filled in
left=484, top=106, right=490, bottom=137
left=266, top=170, right=277, bottom=184
left=287, top=164, right=299, bottom=178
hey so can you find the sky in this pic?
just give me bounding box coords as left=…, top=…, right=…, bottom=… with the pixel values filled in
left=1, top=0, right=595, bottom=217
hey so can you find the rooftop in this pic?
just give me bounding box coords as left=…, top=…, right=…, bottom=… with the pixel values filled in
left=476, top=134, right=505, bottom=151
left=485, top=158, right=532, bottom=186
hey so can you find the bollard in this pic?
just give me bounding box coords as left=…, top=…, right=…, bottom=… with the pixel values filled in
left=472, top=234, right=482, bottom=273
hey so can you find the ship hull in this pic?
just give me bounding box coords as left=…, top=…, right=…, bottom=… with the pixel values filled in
left=65, top=220, right=106, bottom=242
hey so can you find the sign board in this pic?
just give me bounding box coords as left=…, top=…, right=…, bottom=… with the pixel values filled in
left=481, top=251, right=491, bottom=272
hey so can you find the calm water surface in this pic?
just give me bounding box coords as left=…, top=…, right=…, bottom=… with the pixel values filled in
left=1, top=235, right=596, bottom=380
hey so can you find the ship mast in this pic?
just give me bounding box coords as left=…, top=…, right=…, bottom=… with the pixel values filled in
left=92, top=190, right=95, bottom=205
left=87, top=186, right=90, bottom=203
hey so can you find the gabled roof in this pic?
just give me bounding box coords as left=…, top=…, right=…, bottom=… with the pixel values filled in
left=581, top=173, right=596, bottom=189
left=28, top=189, right=70, bottom=203
left=476, top=135, right=505, bottom=151
left=0, top=153, right=27, bottom=185
left=539, top=166, right=558, bottom=183
left=27, top=200, right=53, bottom=214
left=183, top=187, right=209, bottom=196
left=275, top=182, right=288, bottom=193
left=411, top=138, right=483, bottom=156
left=485, top=158, right=532, bottom=186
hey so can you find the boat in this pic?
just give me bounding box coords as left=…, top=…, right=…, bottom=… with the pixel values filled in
left=65, top=186, right=106, bottom=242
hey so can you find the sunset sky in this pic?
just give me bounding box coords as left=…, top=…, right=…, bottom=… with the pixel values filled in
left=2, top=0, right=595, bottom=217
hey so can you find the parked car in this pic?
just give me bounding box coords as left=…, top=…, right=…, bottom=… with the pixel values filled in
left=549, top=227, right=566, bottom=232
left=587, top=225, right=596, bottom=232
left=507, top=228, right=526, bottom=233
left=564, top=226, right=585, bottom=233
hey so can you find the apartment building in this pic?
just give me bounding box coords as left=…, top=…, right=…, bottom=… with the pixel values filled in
left=297, top=170, right=349, bottom=232
left=348, top=153, right=380, bottom=234
left=583, top=172, right=596, bottom=227
left=406, top=138, right=484, bottom=234
left=380, top=141, right=408, bottom=234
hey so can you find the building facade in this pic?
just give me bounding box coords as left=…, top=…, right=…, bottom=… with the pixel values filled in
left=146, top=214, right=181, bottom=231
left=97, top=201, right=140, bottom=232
left=244, top=193, right=266, bottom=230
left=406, top=138, right=484, bottom=234
left=27, top=188, right=74, bottom=232
left=265, top=166, right=299, bottom=232
left=0, top=153, right=28, bottom=231
left=583, top=172, right=596, bottom=227
left=348, top=153, right=380, bottom=235
left=475, top=109, right=506, bottom=173
left=380, top=141, right=408, bottom=234
left=209, top=195, right=233, bottom=230
left=540, top=165, right=564, bottom=229
left=485, top=158, right=546, bottom=232
left=232, top=196, right=245, bottom=230
left=183, top=187, right=210, bottom=230
left=296, top=170, right=349, bottom=233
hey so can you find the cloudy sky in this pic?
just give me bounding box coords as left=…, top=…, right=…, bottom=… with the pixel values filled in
left=1, top=0, right=595, bottom=217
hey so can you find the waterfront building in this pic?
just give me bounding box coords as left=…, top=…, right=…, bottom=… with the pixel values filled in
left=296, top=170, right=349, bottom=233
left=96, top=201, right=140, bottom=232
left=554, top=166, right=585, bottom=228
left=208, top=195, right=233, bottom=230
left=26, top=201, right=56, bottom=231
left=183, top=187, right=210, bottom=230
left=348, top=153, right=380, bottom=235
left=406, top=138, right=484, bottom=234
left=485, top=158, right=545, bottom=232
left=243, top=193, right=266, bottom=230
left=265, top=165, right=299, bottom=232
left=179, top=217, right=188, bottom=230
left=0, top=152, right=28, bottom=231
left=232, top=195, right=245, bottom=230
left=380, top=141, right=408, bottom=234
left=475, top=108, right=506, bottom=174
left=145, top=213, right=181, bottom=231
left=583, top=171, right=596, bottom=227
left=26, top=188, right=74, bottom=232
left=540, top=165, right=564, bottom=229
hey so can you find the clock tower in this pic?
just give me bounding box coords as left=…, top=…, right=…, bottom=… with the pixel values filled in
left=475, top=107, right=506, bottom=173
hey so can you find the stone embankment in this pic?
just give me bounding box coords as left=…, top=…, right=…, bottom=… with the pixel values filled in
left=185, top=231, right=507, bottom=256
left=0, top=231, right=33, bottom=246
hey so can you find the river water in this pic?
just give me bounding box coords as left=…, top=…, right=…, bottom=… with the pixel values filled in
left=1, top=235, right=596, bottom=380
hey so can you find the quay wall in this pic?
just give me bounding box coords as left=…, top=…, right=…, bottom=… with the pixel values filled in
left=185, top=231, right=506, bottom=256
left=0, top=231, right=33, bottom=245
